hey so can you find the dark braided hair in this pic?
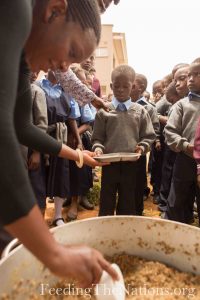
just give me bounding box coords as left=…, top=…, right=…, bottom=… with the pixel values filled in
left=66, top=0, right=101, bottom=44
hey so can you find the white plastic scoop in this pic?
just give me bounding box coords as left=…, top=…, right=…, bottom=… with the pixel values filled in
left=95, top=264, right=125, bottom=300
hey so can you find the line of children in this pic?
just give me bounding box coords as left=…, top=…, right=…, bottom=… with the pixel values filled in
left=158, top=66, right=189, bottom=212
left=164, top=62, right=200, bottom=224
left=28, top=59, right=200, bottom=228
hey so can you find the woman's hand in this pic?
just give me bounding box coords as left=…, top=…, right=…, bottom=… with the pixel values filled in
left=49, top=244, right=119, bottom=288
left=83, top=150, right=108, bottom=167
left=91, top=96, right=109, bottom=111
left=5, top=206, right=118, bottom=290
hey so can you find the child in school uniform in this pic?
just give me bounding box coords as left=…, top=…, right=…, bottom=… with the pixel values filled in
left=130, top=73, right=158, bottom=214
left=193, top=116, right=200, bottom=220
left=38, top=70, right=82, bottom=226
left=67, top=67, right=95, bottom=221
left=158, top=81, right=180, bottom=212
left=151, top=73, right=173, bottom=203
left=152, top=80, right=164, bottom=104
left=164, top=62, right=200, bottom=224
left=28, top=73, right=48, bottom=215
left=92, top=65, right=156, bottom=216
left=194, top=117, right=200, bottom=189
left=158, top=67, right=189, bottom=213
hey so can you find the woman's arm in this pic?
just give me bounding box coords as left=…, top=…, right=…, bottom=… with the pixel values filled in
left=55, top=68, right=107, bottom=110
left=5, top=205, right=118, bottom=287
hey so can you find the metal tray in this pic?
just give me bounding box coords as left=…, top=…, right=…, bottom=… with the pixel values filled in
left=94, top=152, right=141, bottom=163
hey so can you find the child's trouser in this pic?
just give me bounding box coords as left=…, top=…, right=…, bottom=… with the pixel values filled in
left=165, top=152, right=200, bottom=224
left=99, top=161, right=136, bottom=216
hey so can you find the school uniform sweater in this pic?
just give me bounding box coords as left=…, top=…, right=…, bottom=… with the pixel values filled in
left=92, top=102, right=156, bottom=154
left=164, top=96, right=200, bottom=154
left=31, top=84, right=48, bottom=133
left=156, top=95, right=172, bottom=115
left=137, top=97, right=160, bottom=140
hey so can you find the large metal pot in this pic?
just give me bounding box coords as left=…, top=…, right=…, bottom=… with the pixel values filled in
left=0, top=216, right=200, bottom=298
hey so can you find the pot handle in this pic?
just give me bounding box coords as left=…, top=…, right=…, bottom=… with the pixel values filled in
left=1, top=238, right=20, bottom=259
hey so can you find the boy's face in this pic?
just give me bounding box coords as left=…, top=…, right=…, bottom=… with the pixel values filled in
left=187, top=64, right=200, bottom=94
left=174, top=67, right=189, bottom=98
left=130, top=79, right=143, bottom=102
left=153, top=83, right=164, bottom=102
left=111, top=74, right=134, bottom=102
left=81, top=54, right=95, bottom=71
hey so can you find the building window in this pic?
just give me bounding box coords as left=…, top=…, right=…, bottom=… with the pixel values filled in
left=96, top=47, right=108, bottom=57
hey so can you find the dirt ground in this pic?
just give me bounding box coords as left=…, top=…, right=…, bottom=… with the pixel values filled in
left=44, top=187, right=161, bottom=227
left=44, top=165, right=198, bottom=227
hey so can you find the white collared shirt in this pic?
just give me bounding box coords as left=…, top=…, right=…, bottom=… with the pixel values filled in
left=111, top=97, right=132, bottom=110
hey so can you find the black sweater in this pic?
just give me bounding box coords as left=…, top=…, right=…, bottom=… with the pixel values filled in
left=0, top=0, right=61, bottom=225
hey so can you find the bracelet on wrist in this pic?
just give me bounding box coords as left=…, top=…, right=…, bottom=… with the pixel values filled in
left=75, top=149, right=84, bottom=168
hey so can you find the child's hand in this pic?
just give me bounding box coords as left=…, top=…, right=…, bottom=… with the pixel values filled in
left=94, top=147, right=103, bottom=157
left=134, top=145, right=143, bottom=155
left=197, top=175, right=200, bottom=189
left=155, top=141, right=161, bottom=151
left=28, top=151, right=40, bottom=170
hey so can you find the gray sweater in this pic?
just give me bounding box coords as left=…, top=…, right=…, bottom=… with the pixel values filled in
left=144, top=104, right=160, bottom=140
left=92, top=103, right=156, bottom=154
left=156, top=95, right=172, bottom=115
left=164, top=96, right=200, bottom=152
left=31, top=84, right=48, bottom=133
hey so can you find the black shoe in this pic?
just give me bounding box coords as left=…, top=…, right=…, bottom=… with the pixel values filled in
left=63, top=198, right=71, bottom=207
left=144, top=187, right=150, bottom=197
left=153, top=194, right=159, bottom=204
left=143, top=187, right=150, bottom=201
left=79, top=196, right=94, bottom=210
left=48, top=197, right=54, bottom=203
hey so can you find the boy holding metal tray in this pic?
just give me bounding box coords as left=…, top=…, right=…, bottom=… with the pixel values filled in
left=92, top=65, right=156, bottom=216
